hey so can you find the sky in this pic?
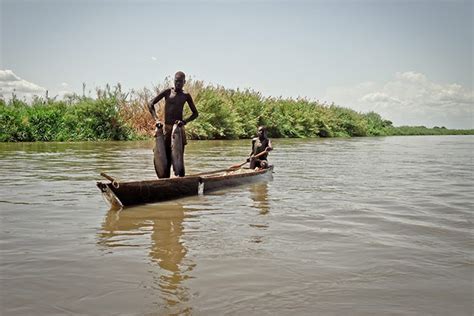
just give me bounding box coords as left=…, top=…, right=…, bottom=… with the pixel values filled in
left=1, top=0, right=472, bottom=128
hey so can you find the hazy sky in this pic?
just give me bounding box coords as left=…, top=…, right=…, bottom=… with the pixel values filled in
left=1, top=0, right=472, bottom=128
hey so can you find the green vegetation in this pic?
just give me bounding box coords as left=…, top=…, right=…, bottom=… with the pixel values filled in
left=387, top=126, right=473, bottom=136
left=0, top=85, right=138, bottom=142
left=1, top=80, right=472, bottom=142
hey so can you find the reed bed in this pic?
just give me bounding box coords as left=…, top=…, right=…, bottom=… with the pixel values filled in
left=1, top=79, right=472, bottom=142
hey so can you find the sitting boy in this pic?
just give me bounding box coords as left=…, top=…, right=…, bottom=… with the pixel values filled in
left=248, top=126, right=273, bottom=169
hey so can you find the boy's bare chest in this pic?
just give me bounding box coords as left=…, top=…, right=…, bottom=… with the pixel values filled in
left=167, top=91, right=187, bottom=106
left=254, top=138, right=268, bottom=150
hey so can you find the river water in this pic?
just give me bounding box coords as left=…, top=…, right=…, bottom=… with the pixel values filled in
left=0, top=136, right=472, bottom=315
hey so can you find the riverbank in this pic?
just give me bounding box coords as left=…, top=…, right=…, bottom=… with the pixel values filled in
left=1, top=80, right=472, bottom=142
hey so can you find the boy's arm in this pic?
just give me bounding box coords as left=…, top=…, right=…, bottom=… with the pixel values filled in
left=148, top=89, right=170, bottom=120
left=247, top=139, right=256, bottom=162
left=183, top=93, right=199, bottom=124
left=266, top=139, right=273, bottom=151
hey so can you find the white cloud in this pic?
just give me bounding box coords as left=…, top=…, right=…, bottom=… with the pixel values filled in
left=324, top=71, right=474, bottom=129
left=395, top=71, right=427, bottom=83
left=57, top=82, right=73, bottom=98
left=0, top=69, right=47, bottom=100
left=57, top=90, right=75, bottom=98
left=360, top=92, right=401, bottom=104
left=0, top=70, right=21, bottom=82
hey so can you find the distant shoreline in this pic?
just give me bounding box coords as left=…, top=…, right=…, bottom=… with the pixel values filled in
left=1, top=81, right=472, bottom=142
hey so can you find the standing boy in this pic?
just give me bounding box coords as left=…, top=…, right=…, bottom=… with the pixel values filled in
left=148, top=71, right=199, bottom=177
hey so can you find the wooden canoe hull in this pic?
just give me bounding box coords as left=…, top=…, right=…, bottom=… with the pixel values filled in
left=202, top=166, right=273, bottom=193
left=97, top=166, right=273, bottom=207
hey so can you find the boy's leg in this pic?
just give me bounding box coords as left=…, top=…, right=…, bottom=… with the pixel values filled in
left=249, top=157, right=257, bottom=169
left=251, top=159, right=268, bottom=169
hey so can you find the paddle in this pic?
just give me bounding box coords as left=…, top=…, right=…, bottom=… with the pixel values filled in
left=191, top=150, right=270, bottom=176
left=229, top=150, right=269, bottom=170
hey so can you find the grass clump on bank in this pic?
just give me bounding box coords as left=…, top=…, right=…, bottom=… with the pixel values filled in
left=1, top=79, right=472, bottom=142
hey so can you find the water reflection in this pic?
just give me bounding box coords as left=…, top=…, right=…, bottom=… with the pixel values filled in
left=248, top=182, right=270, bottom=243
left=250, top=182, right=270, bottom=215
left=97, top=203, right=194, bottom=314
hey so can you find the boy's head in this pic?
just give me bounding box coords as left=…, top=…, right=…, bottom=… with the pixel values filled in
left=257, top=126, right=267, bottom=139
left=174, top=71, right=186, bottom=91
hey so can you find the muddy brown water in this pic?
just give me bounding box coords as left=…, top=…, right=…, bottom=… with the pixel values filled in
left=0, top=136, right=472, bottom=315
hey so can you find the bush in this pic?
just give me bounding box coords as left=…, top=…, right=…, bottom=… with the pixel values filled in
left=0, top=92, right=137, bottom=141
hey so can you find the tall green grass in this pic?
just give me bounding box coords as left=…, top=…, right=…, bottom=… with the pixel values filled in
left=0, top=86, right=137, bottom=142
left=182, top=83, right=397, bottom=139
left=1, top=80, right=472, bottom=142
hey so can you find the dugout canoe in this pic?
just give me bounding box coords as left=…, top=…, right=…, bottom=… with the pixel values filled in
left=96, top=166, right=273, bottom=208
